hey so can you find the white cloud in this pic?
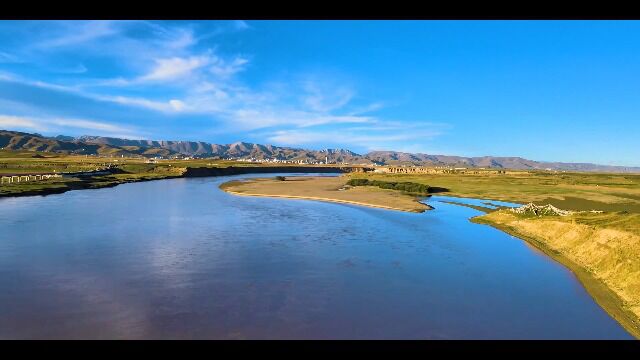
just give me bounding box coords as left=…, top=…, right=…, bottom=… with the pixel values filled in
left=96, top=52, right=249, bottom=87
left=0, top=115, right=48, bottom=131
left=97, top=95, right=185, bottom=113
left=234, top=20, right=251, bottom=31
left=49, top=118, right=133, bottom=133
left=210, top=56, right=249, bottom=78
left=140, top=56, right=210, bottom=82
left=164, top=28, right=197, bottom=49
left=169, top=99, right=186, bottom=111
left=302, top=81, right=354, bottom=113
left=37, top=21, right=119, bottom=48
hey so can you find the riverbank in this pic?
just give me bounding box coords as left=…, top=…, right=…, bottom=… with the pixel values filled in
left=473, top=211, right=640, bottom=339
left=220, top=176, right=431, bottom=213
left=0, top=165, right=352, bottom=199
left=0, top=170, right=186, bottom=198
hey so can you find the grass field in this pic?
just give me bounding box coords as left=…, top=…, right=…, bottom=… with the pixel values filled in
left=350, top=171, right=640, bottom=214
left=0, top=150, right=246, bottom=197
left=0, top=149, right=255, bottom=175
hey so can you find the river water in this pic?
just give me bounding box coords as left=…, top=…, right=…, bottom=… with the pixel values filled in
left=0, top=174, right=632, bottom=339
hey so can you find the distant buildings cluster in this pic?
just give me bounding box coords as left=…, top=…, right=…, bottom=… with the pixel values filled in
left=228, top=157, right=332, bottom=165
left=225, top=156, right=381, bottom=166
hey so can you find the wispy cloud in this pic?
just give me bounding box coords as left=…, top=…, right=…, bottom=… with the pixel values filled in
left=210, top=56, right=249, bottom=78
left=0, top=115, right=47, bottom=132
left=234, top=20, right=251, bottom=31
left=264, top=122, right=446, bottom=150
left=0, top=51, right=20, bottom=63
left=140, top=56, right=210, bottom=82
left=36, top=21, right=120, bottom=48
left=0, top=114, right=143, bottom=138
left=49, top=118, right=136, bottom=134
left=56, top=63, right=88, bottom=74
left=226, top=109, right=373, bottom=131
left=302, top=81, right=354, bottom=113
left=163, top=28, right=197, bottom=49
left=97, top=95, right=188, bottom=113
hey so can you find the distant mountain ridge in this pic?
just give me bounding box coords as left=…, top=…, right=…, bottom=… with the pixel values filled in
left=1, top=129, right=639, bottom=173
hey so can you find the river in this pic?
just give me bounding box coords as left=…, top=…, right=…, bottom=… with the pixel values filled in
left=0, top=174, right=632, bottom=339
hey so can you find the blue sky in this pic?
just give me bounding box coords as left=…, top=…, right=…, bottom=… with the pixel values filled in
left=0, top=20, right=639, bottom=166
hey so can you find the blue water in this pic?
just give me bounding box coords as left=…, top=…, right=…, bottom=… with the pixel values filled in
left=431, top=195, right=522, bottom=209
left=0, top=175, right=632, bottom=339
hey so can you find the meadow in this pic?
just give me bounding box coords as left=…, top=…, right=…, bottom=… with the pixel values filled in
left=0, top=150, right=247, bottom=197
left=349, top=170, right=640, bottom=213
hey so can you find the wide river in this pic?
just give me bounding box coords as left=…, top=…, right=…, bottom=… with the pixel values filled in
left=0, top=174, right=633, bottom=339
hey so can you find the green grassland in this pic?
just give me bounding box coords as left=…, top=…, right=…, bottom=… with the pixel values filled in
left=0, top=150, right=245, bottom=197
left=349, top=170, right=640, bottom=213
left=0, top=149, right=254, bottom=174
left=348, top=170, right=640, bottom=238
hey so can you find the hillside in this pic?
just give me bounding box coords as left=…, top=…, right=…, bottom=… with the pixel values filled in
left=2, top=129, right=639, bottom=173
left=0, top=130, right=177, bottom=157
left=76, top=135, right=365, bottom=163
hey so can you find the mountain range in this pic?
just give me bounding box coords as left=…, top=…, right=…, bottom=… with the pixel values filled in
left=2, top=129, right=639, bottom=173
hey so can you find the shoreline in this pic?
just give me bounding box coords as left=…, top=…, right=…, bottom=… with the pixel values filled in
left=223, top=189, right=430, bottom=213
left=472, top=216, right=640, bottom=339
left=0, top=174, right=184, bottom=199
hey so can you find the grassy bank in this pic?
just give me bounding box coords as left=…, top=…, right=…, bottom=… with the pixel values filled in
left=0, top=165, right=187, bottom=198
left=0, top=151, right=216, bottom=197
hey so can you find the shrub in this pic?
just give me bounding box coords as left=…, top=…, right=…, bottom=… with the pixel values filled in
left=347, top=178, right=431, bottom=195
left=347, top=178, right=370, bottom=186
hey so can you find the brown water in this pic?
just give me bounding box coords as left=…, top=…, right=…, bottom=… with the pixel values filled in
left=0, top=175, right=633, bottom=339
